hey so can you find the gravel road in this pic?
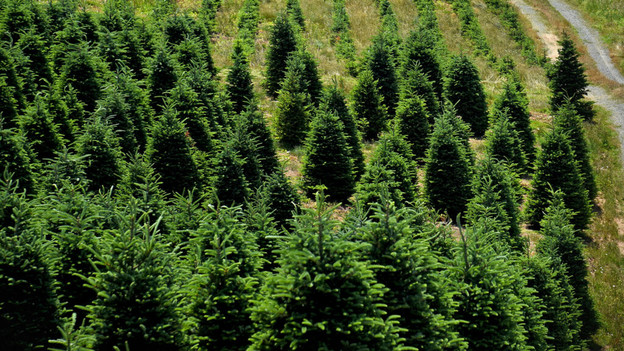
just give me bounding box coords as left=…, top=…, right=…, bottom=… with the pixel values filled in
left=511, top=0, right=624, bottom=158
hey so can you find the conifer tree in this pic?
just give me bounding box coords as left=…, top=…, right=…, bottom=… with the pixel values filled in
left=548, top=33, right=593, bottom=120
left=227, top=40, right=255, bottom=114
left=398, top=62, right=439, bottom=122
left=230, top=119, right=264, bottom=191
left=444, top=55, right=489, bottom=137
left=302, top=110, right=355, bottom=203
left=261, top=169, right=299, bottom=229
left=402, top=28, right=443, bottom=99
left=264, top=10, right=298, bottom=97
left=0, top=230, right=59, bottom=351
left=394, top=95, right=431, bottom=160
left=167, top=80, right=214, bottom=153
left=148, top=45, right=178, bottom=112
left=0, top=77, right=19, bottom=129
left=485, top=110, right=527, bottom=174
left=0, top=127, right=34, bottom=193
left=239, top=105, right=280, bottom=174
left=492, top=79, right=535, bottom=165
left=113, top=70, right=151, bottom=150
left=0, top=47, right=25, bottom=113
left=424, top=112, right=473, bottom=220
left=525, top=128, right=592, bottom=231
left=95, top=86, right=138, bottom=155
left=58, top=44, right=102, bottom=112
left=286, top=0, right=305, bottom=30
left=274, top=59, right=311, bottom=149
left=322, top=85, right=365, bottom=179
left=15, top=29, right=53, bottom=99
left=538, top=192, right=599, bottom=339
left=147, top=106, right=200, bottom=195
left=450, top=228, right=530, bottom=350
left=357, top=199, right=464, bottom=350
left=292, top=48, right=323, bottom=106
left=366, top=34, right=399, bottom=116
left=87, top=209, right=185, bottom=351
left=553, top=101, right=597, bottom=200
left=249, top=194, right=402, bottom=350
left=20, top=95, right=63, bottom=162
left=213, top=146, right=250, bottom=206
left=75, top=116, right=123, bottom=191
left=351, top=69, right=388, bottom=141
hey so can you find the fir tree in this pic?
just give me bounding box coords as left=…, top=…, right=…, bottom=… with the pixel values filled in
left=286, top=0, right=305, bottom=30
left=264, top=10, right=298, bottom=97
left=213, top=146, right=250, bottom=206
left=357, top=199, right=464, bottom=350
left=0, top=127, right=34, bottom=193
left=398, top=61, right=439, bottom=123
left=394, top=95, right=431, bottom=160
left=58, top=44, right=102, bottom=112
left=75, top=116, right=123, bottom=191
left=15, top=28, right=53, bottom=99
left=366, top=34, right=399, bottom=116
left=537, top=191, right=600, bottom=340
left=444, top=55, right=489, bottom=137
left=230, top=119, right=264, bottom=190
left=239, top=105, right=280, bottom=174
left=227, top=40, right=255, bottom=114
left=548, top=32, right=593, bottom=120
left=0, top=47, right=25, bottom=113
left=525, top=128, right=592, bottom=231
left=19, top=95, right=63, bottom=162
left=148, top=45, right=178, bottom=113
left=274, top=60, right=311, bottom=149
left=167, top=79, right=214, bottom=153
left=484, top=110, right=527, bottom=174
left=147, top=106, right=200, bottom=195
left=95, top=85, right=138, bottom=155
left=261, top=169, right=299, bottom=229
left=553, top=101, right=597, bottom=200
left=0, top=76, right=19, bottom=129
left=322, top=85, right=365, bottom=180
left=492, top=78, right=535, bottom=166
left=0, top=230, right=59, bottom=351
left=249, top=194, right=402, bottom=350
left=113, top=70, right=151, bottom=150
left=302, top=110, right=355, bottom=203
left=402, top=28, right=443, bottom=100
left=424, top=113, right=473, bottom=221
left=351, top=69, right=388, bottom=141
left=292, top=48, right=323, bottom=106
left=87, top=209, right=185, bottom=351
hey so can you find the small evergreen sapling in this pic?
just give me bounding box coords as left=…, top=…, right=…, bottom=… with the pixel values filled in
left=351, top=69, right=388, bottom=141
left=274, top=58, right=312, bottom=149
left=213, top=146, right=250, bottom=206
left=302, top=110, right=355, bottom=203
left=394, top=95, right=431, bottom=160
left=264, top=11, right=298, bottom=97
left=19, top=95, right=63, bottom=162
left=484, top=110, right=527, bottom=174
left=366, top=34, right=399, bottom=116
left=227, top=40, right=255, bottom=114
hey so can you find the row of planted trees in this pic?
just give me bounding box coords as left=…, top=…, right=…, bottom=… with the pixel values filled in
left=0, top=0, right=601, bottom=349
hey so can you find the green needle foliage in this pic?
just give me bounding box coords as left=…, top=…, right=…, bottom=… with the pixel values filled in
left=95, top=86, right=138, bottom=155
left=357, top=199, right=464, bottom=350
left=553, top=101, right=597, bottom=201
left=398, top=61, right=439, bottom=124
left=87, top=209, right=185, bottom=351
left=227, top=40, right=255, bottom=114
left=321, top=85, right=365, bottom=180
left=260, top=169, right=299, bottom=229
left=492, top=78, right=535, bottom=166
left=147, top=45, right=178, bottom=113
left=19, top=95, right=63, bottom=162
left=394, top=95, right=431, bottom=160
left=0, top=76, right=19, bottom=129
left=0, top=230, right=60, bottom=351
left=0, top=127, right=34, bottom=192
left=525, top=128, right=592, bottom=231
left=249, top=194, right=402, bottom=350
left=58, top=44, right=102, bottom=112
left=424, top=111, right=473, bottom=221
left=548, top=33, right=593, bottom=120
left=537, top=191, right=599, bottom=341
left=351, top=69, right=388, bottom=141
left=274, top=57, right=312, bottom=149
left=302, top=110, right=355, bottom=203
left=75, top=116, right=123, bottom=192
left=147, top=105, right=200, bottom=195
left=264, top=10, right=298, bottom=97
left=402, top=28, right=444, bottom=100
left=238, top=105, right=280, bottom=174
left=167, top=80, right=214, bottom=153
left=485, top=110, right=527, bottom=175
left=444, top=55, right=489, bottom=137
left=366, top=34, right=399, bottom=116
left=213, top=145, right=250, bottom=206
left=286, top=0, right=305, bottom=30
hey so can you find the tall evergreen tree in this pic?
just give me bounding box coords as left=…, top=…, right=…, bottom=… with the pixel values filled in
left=394, top=95, right=430, bottom=160
left=274, top=59, right=311, bottom=149
left=227, top=40, right=255, bottom=114
left=351, top=69, right=388, bottom=141
left=537, top=191, right=599, bottom=340
left=249, top=194, right=402, bottom=350
left=264, top=10, right=298, bottom=97
left=167, top=80, right=214, bottom=153
left=148, top=45, right=178, bottom=112
left=213, top=146, right=250, bottom=206
left=147, top=106, right=200, bottom=195
left=260, top=169, right=299, bottom=229
left=402, top=28, right=443, bottom=100
left=75, top=116, right=123, bottom=191
left=20, top=95, right=63, bottom=162
left=292, top=48, right=323, bottom=106
left=553, top=101, right=597, bottom=201
left=230, top=120, right=264, bottom=191
left=444, top=55, right=489, bottom=137
left=484, top=110, right=527, bottom=174
left=548, top=33, right=593, bottom=120
left=525, top=128, right=592, bottom=231
left=302, top=110, right=355, bottom=203
left=492, top=78, right=535, bottom=166
left=96, top=85, right=138, bottom=155
left=398, top=62, right=439, bottom=123
left=58, top=44, right=102, bottom=112
left=366, top=34, right=399, bottom=116
left=424, top=112, right=473, bottom=221
left=239, top=105, right=280, bottom=174
left=322, top=85, right=365, bottom=180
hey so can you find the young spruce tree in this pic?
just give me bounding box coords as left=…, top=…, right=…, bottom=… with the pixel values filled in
left=351, top=69, right=388, bottom=141
left=264, top=10, right=298, bottom=97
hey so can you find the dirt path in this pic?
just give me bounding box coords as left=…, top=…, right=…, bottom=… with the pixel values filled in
left=511, top=0, right=624, bottom=159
